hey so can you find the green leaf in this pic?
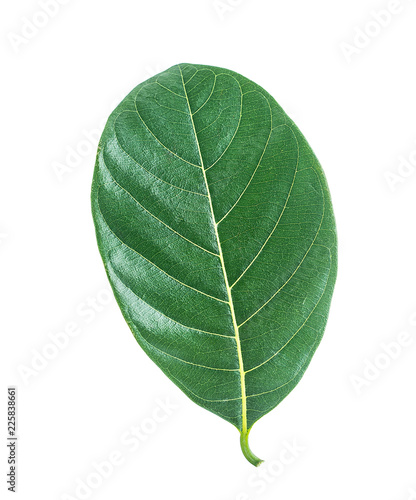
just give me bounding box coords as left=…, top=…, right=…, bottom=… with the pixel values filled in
left=91, top=63, right=337, bottom=466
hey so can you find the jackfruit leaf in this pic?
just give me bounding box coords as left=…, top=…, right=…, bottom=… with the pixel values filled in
left=91, top=63, right=337, bottom=466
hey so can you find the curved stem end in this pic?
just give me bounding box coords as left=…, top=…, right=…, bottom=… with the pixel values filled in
left=240, top=429, right=264, bottom=467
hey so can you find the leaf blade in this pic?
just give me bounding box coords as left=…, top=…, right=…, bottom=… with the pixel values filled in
left=91, top=63, right=337, bottom=465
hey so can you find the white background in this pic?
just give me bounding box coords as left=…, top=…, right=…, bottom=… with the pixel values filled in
left=1, top=1, right=416, bottom=499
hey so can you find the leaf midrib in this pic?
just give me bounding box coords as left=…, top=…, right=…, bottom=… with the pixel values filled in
left=178, top=65, right=248, bottom=434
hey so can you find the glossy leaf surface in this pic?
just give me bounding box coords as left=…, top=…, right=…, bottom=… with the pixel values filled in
left=91, top=63, right=337, bottom=465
